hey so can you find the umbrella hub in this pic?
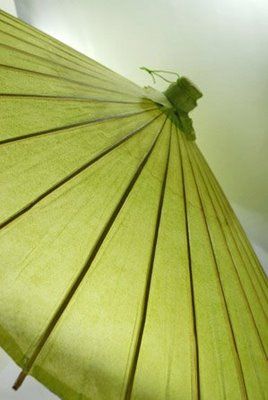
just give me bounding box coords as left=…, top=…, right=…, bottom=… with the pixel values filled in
left=163, top=76, right=203, bottom=141
left=141, top=67, right=202, bottom=141
left=164, top=76, right=202, bottom=113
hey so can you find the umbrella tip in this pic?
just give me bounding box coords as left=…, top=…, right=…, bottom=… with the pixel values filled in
left=12, top=370, right=27, bottom=390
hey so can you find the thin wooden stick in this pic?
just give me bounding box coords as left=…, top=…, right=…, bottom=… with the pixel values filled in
left=13, top=370, right=27, bottom=390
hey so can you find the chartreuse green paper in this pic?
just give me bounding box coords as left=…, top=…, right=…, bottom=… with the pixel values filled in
left=0, top=9, right=267, bottom=400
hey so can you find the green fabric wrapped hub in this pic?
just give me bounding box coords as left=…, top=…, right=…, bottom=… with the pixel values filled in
left=140, top=70, right=202, bottom=141
left=164, top=76, right=203, bottom=113
left=162, top=77, right=203, bottom=141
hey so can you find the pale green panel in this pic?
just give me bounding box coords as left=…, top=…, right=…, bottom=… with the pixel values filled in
left=193, top=144, right=267, bottom=276
left=230, top=221, right=267, bottom=283
left=30, top=122, right=171, bottom=400
left=0, top=11, right=143, bottom=93
left=179, top=134, right=245, bottom=399
left=227, top=211, right=267, bottom=289
left=0, top=111, right=161, bottom=224
left=0, top=11, right=112, bottom=70
left=0, top=44, right=144, bottom=98
left=221, top=226, right=268, bottom=313
left=222, top=229, right=268, bottom=320
left=0, top=26, right=139, bottom=91
left=0, top=10, right=107, bottom=69
left=0, top=96, right=154, bottom=140
left=131, top=127, right=197, bottom=400
left=0, top=65, right=144, bottom=102
left=0, top=22, right=100, bottom=74
left=192, top=145, right=268, bottom=298
left=187, top=144, right=268, bottom=398
left=189, top=145, right=268, bottom=330
left=0, top=115, right=165, bottom=368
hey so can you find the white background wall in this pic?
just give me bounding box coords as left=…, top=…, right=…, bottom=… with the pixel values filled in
left=0, top=0, right=16, bottom=15
left=0, top=1, right=267, bottom=399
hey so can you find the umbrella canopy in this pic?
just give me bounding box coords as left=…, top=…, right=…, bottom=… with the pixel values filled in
left=0, top=9, right=267, bottom=400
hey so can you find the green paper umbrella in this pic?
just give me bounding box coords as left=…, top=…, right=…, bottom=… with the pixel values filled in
left=0, top=9, right=267, bottom=400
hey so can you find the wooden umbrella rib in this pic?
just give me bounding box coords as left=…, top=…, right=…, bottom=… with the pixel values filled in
left=176, top=127, right=200, bottom=399
left=0, top=93, right=152, bottom=104
left=0, top=29, right=139, bottom=89
left=124, top=122, right=172, bottom=400
left=13, top=116, right=168, bottom=391
left=0, top=112, right=163, bottom=230
left=182, top=135, right=249, bottom=399
left=0, top=64, right=144, bottom=100
left=0, top=42, right=144, bottom=96
left=0, top=107, right=159, bottom=145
